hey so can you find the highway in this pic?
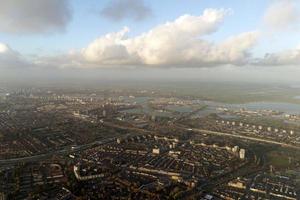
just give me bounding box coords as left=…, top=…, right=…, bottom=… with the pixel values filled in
left=185, top=127, right=300, bottom=150
left=0, top=137, right=117, bottom=166
left=106, top=121, right=300, bottom=150
left=1, top=121, right=299, bottom=166
left=0, top=121, right=146, bottom=166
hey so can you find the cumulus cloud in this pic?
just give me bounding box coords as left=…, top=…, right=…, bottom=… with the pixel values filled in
left=263, top=0, right=300, bottom=31
left=0, top=9, right=260, bottom=69
left=82, top=27, right=135, bottom=65
left=0, top=43, right=30, bottom=68
left=258, top=45, right=300, bottom=65
left=0, top=0, right=72, bottom=34
left=101, top=0, right=151, bottom=21
left=81, top=9, right=259, bottom=67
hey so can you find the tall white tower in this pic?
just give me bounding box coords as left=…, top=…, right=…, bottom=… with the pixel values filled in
left=239, top=149, right=246, bottom=159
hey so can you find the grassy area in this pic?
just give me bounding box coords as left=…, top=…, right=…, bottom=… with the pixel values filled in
left=267, top=151, right=291, bottom=169
left=266, top=147, right=300, bottom=170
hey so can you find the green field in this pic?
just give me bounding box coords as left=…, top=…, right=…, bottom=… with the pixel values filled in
left=267, top=152, right=291, bottom=168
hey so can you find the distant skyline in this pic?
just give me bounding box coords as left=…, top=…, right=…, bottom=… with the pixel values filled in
left=0, top=0, right=300, bottom=83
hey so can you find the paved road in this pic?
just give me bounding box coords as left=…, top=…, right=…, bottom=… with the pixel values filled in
left=0, top=121, right=145, bottom=166
left=2, top=121, right=299, bottom=166
left=0, top=137, right=117, bottom=166
left=185, top=127, right=300, bottom=150
left=109, top=122, right=300, bottom=150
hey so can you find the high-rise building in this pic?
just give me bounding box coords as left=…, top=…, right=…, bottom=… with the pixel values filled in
left=0, top=193, right=7, bottom=200
left=116, top=138, right=121, bottom=144
left=239, top=149, right=246, bottom=159
left=232, top=146, right=239, bottom=153
left=152, top=148, right=160, bottom=154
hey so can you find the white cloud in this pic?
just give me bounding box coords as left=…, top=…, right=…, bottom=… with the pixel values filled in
left=82, top=27, right=135, bottom=65
left=259, top=45, right=300, bottom=65
left=0, top=0, right=72, bottom=34
left=263, top=0, right=300, bottom=31
left=0, top=43, right=30, bottom=68
left=0, top=9, right=260, bottom=69
left=80, top=9, right=259, bottom=68
left=125, top=9, right=230, bottom=65
left=0, top=43, right=10, bottom=53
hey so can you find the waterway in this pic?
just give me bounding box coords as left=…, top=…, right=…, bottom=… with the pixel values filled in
left=120, top=96, right=300, bottom=117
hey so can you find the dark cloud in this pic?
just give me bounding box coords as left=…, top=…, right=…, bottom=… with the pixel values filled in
left=101, top=0, right=152, bottom=21
left=0, top=0, right=72, bottom=34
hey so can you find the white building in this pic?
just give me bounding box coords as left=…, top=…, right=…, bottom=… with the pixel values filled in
left=232, top=146, right=239, bottom=153
left=117, top=138, right=121, bottom=144
left=290, top=130, right=294, bottom=135
left=152, top=148, right=160, bottom=154
left=239, top=149, right=246, bottom=159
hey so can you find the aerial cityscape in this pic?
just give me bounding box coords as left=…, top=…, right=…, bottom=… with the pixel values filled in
left=0, top=83, right=299, bottom=199
left=0, top=0, right=300, bottom=199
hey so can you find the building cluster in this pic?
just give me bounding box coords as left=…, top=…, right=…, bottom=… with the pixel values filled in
left=214, top=120, right=300, bottom=146
left=284, top=113, right=300, bottom=123
left=0, top=162, right=66, bottom=199
left=0, top=87, right=299, bottom=199
left=0, top=96, right=128, bottom=160
left=70, top=134, right=246, bottom=198
left=212, top=173, right=298, bottom=200
left=218, top=107, right=283, bottom=118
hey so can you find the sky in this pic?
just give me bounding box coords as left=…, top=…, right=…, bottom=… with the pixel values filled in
left=0, top=0, right=300, bottom=83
